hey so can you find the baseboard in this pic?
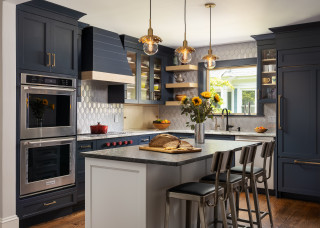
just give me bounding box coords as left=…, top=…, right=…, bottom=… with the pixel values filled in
left=277, top=192, right=320, bottom=203
left=0, top=215, right=19, bottom=228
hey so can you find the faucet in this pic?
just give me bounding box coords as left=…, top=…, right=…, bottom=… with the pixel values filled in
left=221, top=108, right=233, bottom=131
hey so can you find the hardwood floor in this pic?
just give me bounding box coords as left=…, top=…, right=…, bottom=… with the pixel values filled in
left=31, top=194, right=320, bottom=228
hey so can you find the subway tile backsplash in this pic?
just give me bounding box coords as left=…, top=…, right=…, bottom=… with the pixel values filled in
left=77, top=81, right=123, bottom=134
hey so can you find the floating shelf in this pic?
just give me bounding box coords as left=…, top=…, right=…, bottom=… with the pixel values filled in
left=166, top=82, right=198, bottom=89
left=262, top=59, right=276, bottom=62
left=166, top=65, right=198, bottom=72
left=165, top=101, right=181, bottom=106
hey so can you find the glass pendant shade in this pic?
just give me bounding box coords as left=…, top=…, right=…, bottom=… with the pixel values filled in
left=143, top=42, right=158, bottom=55
left=204, top=57, right=216, bottom=69
left=178, top=50, right=192, bottom=64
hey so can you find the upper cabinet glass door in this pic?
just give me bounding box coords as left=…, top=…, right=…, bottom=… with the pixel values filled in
left=140, top=54, right=151, bottom=101
left=152, top=57, right=162, bottom=101
left=260, top=48, right=277, bottom=101
left=126, top=51, right=138, bottom=101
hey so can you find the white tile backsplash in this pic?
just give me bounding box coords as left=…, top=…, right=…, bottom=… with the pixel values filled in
left=77, top=81, right=123, bottom=134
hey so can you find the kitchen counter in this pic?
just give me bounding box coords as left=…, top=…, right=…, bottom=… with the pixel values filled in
left=81, top=139, right=261, bottom=166
left=77, top=129, right=276, bottom=141
left=84, top=139, right=260, bottom=228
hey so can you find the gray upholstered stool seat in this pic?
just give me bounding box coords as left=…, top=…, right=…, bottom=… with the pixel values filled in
left=200, top=173, right=243, bottom=183
left=231, top=166, right=263, bottom=174
left=168, top=182, right=219, bottom=196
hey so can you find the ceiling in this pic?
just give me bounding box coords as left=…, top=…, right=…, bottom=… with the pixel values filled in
left=48, top=0, right=320, bottom=48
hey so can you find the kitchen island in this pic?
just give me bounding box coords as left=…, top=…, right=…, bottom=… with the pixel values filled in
left=82, top=139, right=261, bottom=228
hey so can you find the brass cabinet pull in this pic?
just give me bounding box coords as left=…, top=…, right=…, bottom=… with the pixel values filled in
left=52, top=53, right=56, bottom=67
left=43, top=201, right=56, bottom=206
left=47, top=53, right=51, bottom=67
left=278, top=95, right=282, bottom=130
left=80, top=145, right=91, bottom=149
left=294, top=160, right=320, bottom=166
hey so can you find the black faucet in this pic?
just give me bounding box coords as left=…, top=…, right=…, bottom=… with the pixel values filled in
left=222, top=108, right=233, bottom=131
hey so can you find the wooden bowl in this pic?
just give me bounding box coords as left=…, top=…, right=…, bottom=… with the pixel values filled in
left=153, top=123, right=171, bottom=130
left=255, top=128, right=268, bottom=133
left=175, top=94, right=186, bottom=101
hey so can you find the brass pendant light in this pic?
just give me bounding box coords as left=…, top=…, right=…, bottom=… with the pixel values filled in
left=202, top=3, right=219, bottom=69
left=139, top=0, right=162, bottom=55
left=175, top=0, right=195, bottom=64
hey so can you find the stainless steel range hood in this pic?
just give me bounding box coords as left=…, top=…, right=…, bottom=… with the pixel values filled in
left=81, top=26, right=135, bottom=84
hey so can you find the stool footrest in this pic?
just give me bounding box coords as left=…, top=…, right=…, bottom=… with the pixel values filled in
left=238, top=207, right=269, bottom=215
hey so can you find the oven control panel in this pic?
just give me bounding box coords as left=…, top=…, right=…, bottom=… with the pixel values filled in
left=24, top=74, right=74, bottom=87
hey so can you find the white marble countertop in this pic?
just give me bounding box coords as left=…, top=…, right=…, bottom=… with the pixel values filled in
left=77, top=129, right=276, bottom=141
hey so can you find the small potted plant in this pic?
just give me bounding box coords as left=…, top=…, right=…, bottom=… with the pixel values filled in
left=153, top=119, right=171, bottom=130
left=180, top=91, right=221, bottom=143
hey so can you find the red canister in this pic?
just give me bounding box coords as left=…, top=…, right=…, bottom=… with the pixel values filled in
left=90, top=122, right=108, bottom=134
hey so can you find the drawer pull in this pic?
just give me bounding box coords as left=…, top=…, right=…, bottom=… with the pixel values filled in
left=141, top=139, right=149, bottom=142
left=43, top=201, right=56, bottom=206
left=80, top=145, right=91, bottom=149
left=294, top=160, right=320, bottom=166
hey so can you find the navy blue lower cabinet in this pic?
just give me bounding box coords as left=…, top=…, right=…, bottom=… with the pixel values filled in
left=278, top=158, right=320, bottom=197
left=206, top=135, right=235, bottom=141
left=171, top=133, right=193, bottom=139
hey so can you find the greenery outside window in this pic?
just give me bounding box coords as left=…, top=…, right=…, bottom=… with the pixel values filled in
left=209, top=66, right=257, bottom=115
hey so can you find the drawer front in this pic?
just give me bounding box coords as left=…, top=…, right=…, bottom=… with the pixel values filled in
left=77, top=140, right=96, bottom=152
left=206, top=135, right=235, bottom=141
left=278, top=158, right=320, bottom=197
left=278, top=47, right=320, bottom=67
left=139, top=135, right=151, bottom=144
left=19, top=190, right=76, bottom=219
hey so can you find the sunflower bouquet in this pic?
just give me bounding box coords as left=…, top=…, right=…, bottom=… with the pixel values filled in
left=180, top=91, right=221, bottom=129
left=28, top=97, right=55, bottom=120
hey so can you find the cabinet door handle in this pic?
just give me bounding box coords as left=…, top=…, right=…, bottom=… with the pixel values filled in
left=47, top=53, right=51, bottom=67
left=52, top=53, right=56, bottom=67
left=80, top=145, right=92, bottom=149
left=278, top=95, right=282, bottom=130
left=141, top=139, right=149, bottom=142
left=294, top=160, right=320, bottom=166
left=43, top=201, right=56, bottom=206
left=125, top=89, right=127, bottom=99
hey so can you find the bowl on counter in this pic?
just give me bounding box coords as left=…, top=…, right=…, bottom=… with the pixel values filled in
left=153, top=122, right=171, bottom=130
left=175, top=94, right=186, bottom=101
left=255, top=128, right=268, bottom=133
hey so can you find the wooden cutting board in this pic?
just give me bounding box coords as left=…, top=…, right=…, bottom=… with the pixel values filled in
left=139, top=146, right=202, bottom=154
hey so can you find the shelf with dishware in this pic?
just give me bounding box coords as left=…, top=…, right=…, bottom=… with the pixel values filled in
left=166, top=64, right=198, bottom=72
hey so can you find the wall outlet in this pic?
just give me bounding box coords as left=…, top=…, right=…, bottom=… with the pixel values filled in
left=114, top=114, right=119, bottom=123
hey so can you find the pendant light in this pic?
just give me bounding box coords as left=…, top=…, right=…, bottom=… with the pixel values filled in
left=139, top=0, right=162, bottom=55
left=202, top=3, right=219, bottom=69
left=175, top=0, right=195, bottom=64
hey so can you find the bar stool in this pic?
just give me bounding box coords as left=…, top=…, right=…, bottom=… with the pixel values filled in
left=164, top=150, right=233, bottom=228
left=231, top=141, right=275, bottom=228
left=200, top=146, right=256, bottom=228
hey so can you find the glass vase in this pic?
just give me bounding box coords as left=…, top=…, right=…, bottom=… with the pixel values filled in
left=36, top=118, right=43, bottom=128
left=195, top=122, right=205, bottom=144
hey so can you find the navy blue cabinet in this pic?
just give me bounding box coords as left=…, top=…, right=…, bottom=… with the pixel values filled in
left=273, top=22, right=320, bottom=199
left=17, top=3, right=84, bottom=76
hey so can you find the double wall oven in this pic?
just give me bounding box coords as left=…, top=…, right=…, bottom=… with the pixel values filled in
left=19, top=73, right=77, bottom=197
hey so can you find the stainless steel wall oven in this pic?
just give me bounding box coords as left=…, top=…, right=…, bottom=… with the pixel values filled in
left=20, top=73, right=76, bottom=139
left=20, top=137, right=76, bottom=196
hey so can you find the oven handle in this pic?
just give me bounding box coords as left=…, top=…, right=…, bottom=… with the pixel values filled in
left=23, top=86, right=76, bottom=92
left=24, top=137, right=75, bottom=145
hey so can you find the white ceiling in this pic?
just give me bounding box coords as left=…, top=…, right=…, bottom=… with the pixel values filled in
left=48, top=0, right=320, bottom=48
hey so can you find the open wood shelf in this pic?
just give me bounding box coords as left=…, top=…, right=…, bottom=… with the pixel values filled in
left=262, top=71, right=276, bottom=74
left=166, top=65, right=198, bottom=72
left=262, top=58, right=276, bottom=62
left=165, top=101, right=181, bottom=106
left=166, top=82, right=198, bottom=89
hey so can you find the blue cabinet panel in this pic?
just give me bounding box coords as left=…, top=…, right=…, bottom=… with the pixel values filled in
left=278, top=158, right=320, bottom=197
left=278, top=47, right=320, bottom=67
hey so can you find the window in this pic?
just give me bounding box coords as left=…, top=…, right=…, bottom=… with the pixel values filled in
left=209, top=66, right=257, bottom=115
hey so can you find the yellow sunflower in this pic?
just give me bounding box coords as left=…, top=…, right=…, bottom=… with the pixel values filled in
left=192, top=97, right=202, bottom=106
left=201, top=91, right=212, bottom=99
left=214, top=94, right=221, bottom=103
left=42, top=99, right=48, bottom=106
left=181, top=96, right=187, bottom=104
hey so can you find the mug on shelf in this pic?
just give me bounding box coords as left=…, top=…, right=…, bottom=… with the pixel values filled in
left=268, top=64, right=276, bottom=72
left=262, top=78, right=271, bottom=84
left=272, top=76, right=276, bottom=85
left=263, top=65, right=269, bottom=72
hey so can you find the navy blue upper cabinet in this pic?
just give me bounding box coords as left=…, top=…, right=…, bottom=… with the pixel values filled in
left=50, top=21, right=78, bottom=75
left=17, top=1, right=85, bottom=76
left=17, top=11, right=51, bottom=73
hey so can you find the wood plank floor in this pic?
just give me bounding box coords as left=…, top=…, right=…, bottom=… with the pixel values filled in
left=31, top=193, right=320, bottom=228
